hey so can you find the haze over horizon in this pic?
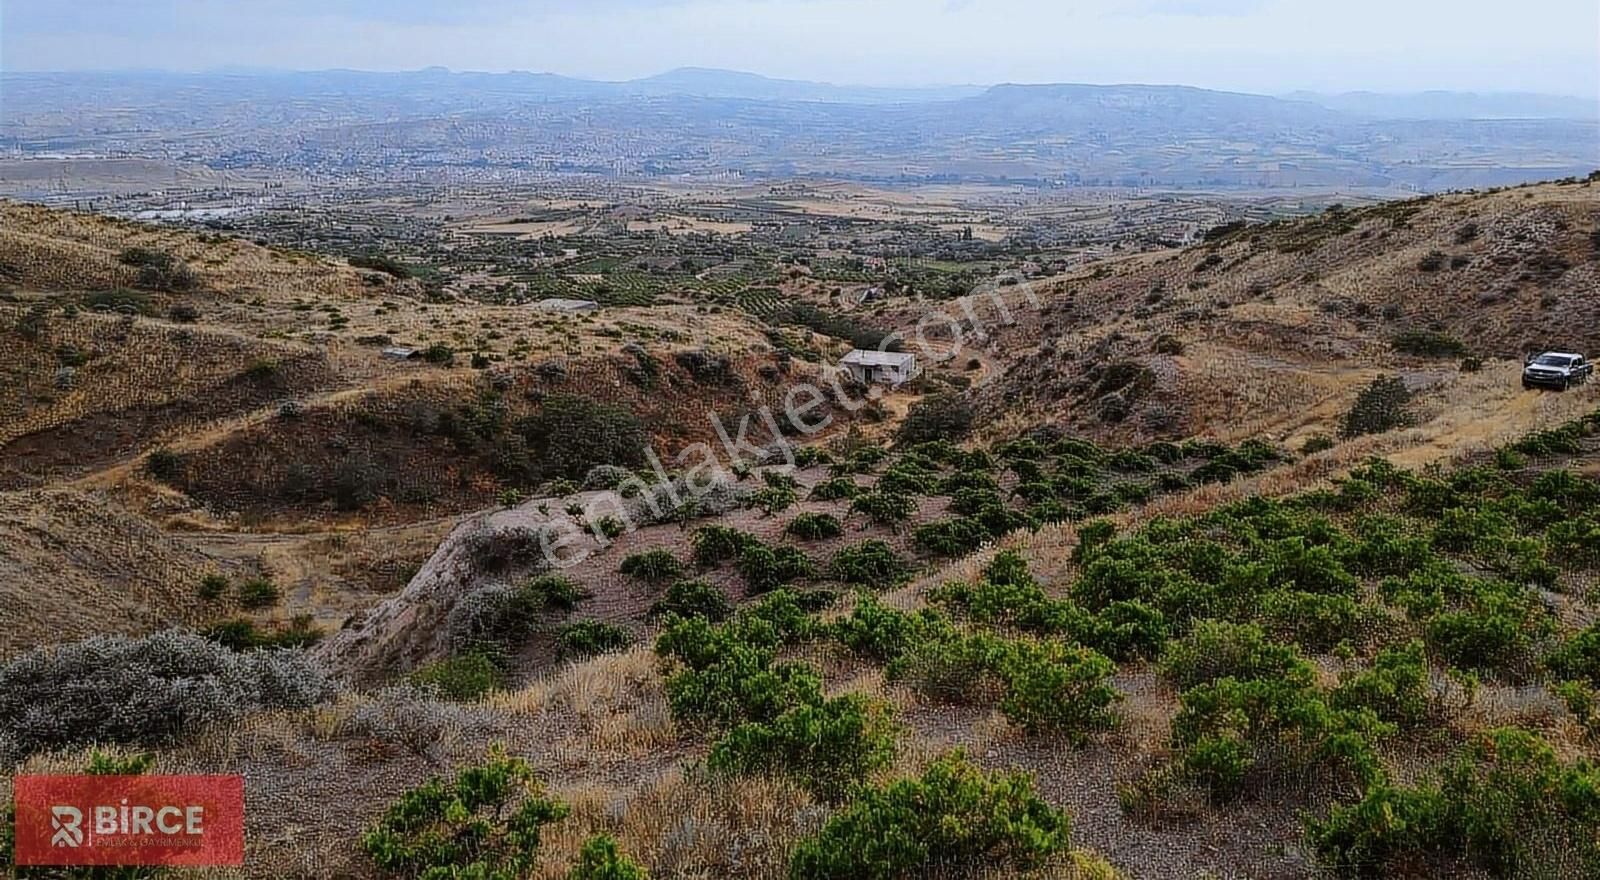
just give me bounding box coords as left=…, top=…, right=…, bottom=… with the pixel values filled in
left=4, top=0, right=1597, bottom=99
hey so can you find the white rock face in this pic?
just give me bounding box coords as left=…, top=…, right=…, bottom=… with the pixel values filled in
left=317, top=509, right=559, bottom=682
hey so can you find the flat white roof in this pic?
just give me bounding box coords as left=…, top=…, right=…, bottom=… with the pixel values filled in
left=841, top=350, right=915, bottom=367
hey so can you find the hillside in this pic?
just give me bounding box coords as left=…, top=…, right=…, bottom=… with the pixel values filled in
left=3, top=180, right=1600, bottom=879
left=975, top=176, right=1600, bottom=446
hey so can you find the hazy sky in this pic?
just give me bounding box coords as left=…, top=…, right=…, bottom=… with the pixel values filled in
left=4, top=0, right=1597, bottom=96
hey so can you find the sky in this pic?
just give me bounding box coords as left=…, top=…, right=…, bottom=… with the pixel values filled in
left=3, top=0, right=1597, bottom=97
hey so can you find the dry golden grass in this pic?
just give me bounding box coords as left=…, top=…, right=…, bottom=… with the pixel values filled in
left=490, top=647, right=677, bottom=758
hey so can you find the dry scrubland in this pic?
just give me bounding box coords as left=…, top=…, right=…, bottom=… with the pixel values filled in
left=976, top=178, right=1600, bottom=447
left=1, top=178, right=1600, bottom=879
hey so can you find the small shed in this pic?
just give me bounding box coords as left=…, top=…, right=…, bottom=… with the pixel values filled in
left=381, top=346, right=420, bottom=361
left=535, top=298, right=601, bottom=313
left=841, top=350, right=919, bottom=387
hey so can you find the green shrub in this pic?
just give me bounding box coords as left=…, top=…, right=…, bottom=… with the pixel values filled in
left=708, top=694, right=897, bottom=802
left=236, top=576, right=281, bottom=609
left=1158, top=620, right=1314, bottom=691
left=523, top=574, right=589, bottom=612
left=751, top=485, right=800, bottom=516
left=1341, top=376, right=1414, bottom=439
left=1305, top=782, right=1450, bottom=877
left=788, top=751, right=1071, bottom=880
left=596, top=516, right=626, bottom=539
left=1260, top=589, right=1372, bottom=652
left=556, top=621, right=632, bottom=660
left=785, top=512, right=844, bottom=541
left=850, top=490, right=917, bottom=527
left=829, top=540, right=908, bottom=587
left=896, top=393, right=977, bottom=445
left=422, top=342, right=456, bottom=365
left=568, top=835, right=648, bottom=880
left=1172, top=676, right=1390, bottom=802
left=912, top=517, right=991, bottom=557
left=519, top=394, right=648, bottom=480
left=201, top=616, right=322, bottom=651
left=1308, top=727, right=1600, bottom=878
left=738, top=543, right=817, bottom=594
left=362, top=748, right=569, bottom=878
left=1547, top=623, right=1600, bottom=687
left=410, top=652, right=503, bottom=701
left=1423, top=580, right=1550, bottom=677
left=809, top=476, right=861, bottom=502
left=992, top=639, right=1120, bottom=741
left=889, top=634, right=1007, bottom=704
left=831, top=595, right=956, bottom=663
left=1331, top=641, right=1431, bottom=727
left=146, top=447, right=185, bottom=481
left=1301, top=434, right=1336, bottom=455
left=198, top=573, right=229, bottom=600
left=691, top=525, right=757, bottom=567
left=1393, top=330, right=1467, bottom=358
left=650, top=580, right=734, bottom=622
left=620, top=549, right=685, bottom=584
left=664, top=646, right=821, bottom=733
left=794, top=446, right=833, bottom=468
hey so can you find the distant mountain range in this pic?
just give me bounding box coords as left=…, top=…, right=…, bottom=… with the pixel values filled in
left=2, top=68, right=1596, bottom=191
left=1284, top=90, right=1599, bottom=121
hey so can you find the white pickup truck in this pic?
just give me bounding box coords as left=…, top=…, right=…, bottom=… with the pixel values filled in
left=1522, top=352, right=1593, bottom=391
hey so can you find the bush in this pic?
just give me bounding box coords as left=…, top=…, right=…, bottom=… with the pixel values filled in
left=146, top=447, right=185, bottom=481
left=236, top=576, right=281, bottom=609
left=349, top=252, right=414, bottom=279
left=1331, top=641, right=1431, bottom=728
left=809, top=476, right=861, bottom=502
left=1393, top=330, right=1467, bottom=358
left=410, top=652, right=503, bottom=701
left=1159, top=620, right=1314, bottom=691
left=556, top=621, right=632, bottom=660
left=0, top=631, right=335, bottom=757
left=738, top=543, right=817, bottom=594
left=785, top=511, right=844, bottom=541
left=788, top=751, right=1072, bottom=880
left=751, top=485, right=799, bottom=516
left=691, top=525, right=757, bottom=567
left=708, top=694, right=897, bottom=803
left=362, top=748, right=569, bottom=878
left=1341, top=376, right=1414, bottom=439
left=202, top=616, right=322, bottom=651
left=896, top=393, right=977, bottom=445
left=198, top=573, right=229, bottom=600
left=422, top=342, right=456, bottom=365
left=992, top=639, right=1120, bottom=741
left=650, top=580, right=734, bottom=622
left=850, top=490, right=916, bottom=527
left=446, top=577, right=589, bottom=656
left=1301, top=435, right=1336, bottom=455
left=583, top=464, right=634, bottom=490
left=1260, top=589, right=1371, bottom=652
left=519, top=394, right=649, bottom=481
left=1308, top=727, right=1600, bottom=878
left=620, top=549, right=685, bottom=584
left=829, top=540, right=907, bottom=587
left=662, top=639, right=822, bottom=733
left=1172, top=676, right=1389, bottom=802
left=913, top=517, right=992, bottom=557
left=831, top=595, right=956, bottom=663
left=568, top=835, right=648, bottom=880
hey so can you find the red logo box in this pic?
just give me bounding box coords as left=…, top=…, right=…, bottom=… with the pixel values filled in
left=12, top=775, right=244, bottom=866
